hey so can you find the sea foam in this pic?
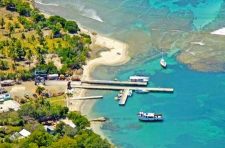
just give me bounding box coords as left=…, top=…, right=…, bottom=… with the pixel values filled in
left=35, top=0, right=59, bottom=7
left=75, top=0, right=104, bottom=22
left=81, top=8, right=104, bottom=22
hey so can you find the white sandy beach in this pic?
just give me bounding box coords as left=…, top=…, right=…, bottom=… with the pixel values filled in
left=211, top=27, right=225, bottom=36
left=38, top=10, right=130, bottom=140
left=69, top=26, right=130, bottom=111
left=69, top=28, right=130, bottom=139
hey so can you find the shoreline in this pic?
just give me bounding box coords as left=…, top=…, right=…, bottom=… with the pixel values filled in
left=71, top=26, right=130, bottom=139
left=36, top=5, right=130, bottom=139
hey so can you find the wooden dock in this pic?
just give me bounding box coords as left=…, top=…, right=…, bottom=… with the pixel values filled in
left=119, top=89, right=130, bottom=106
left=71, top=84, right=174, bottom=93
left=70, top=96, right=103, bottom=100
left=81, top=80, right=147, bottom=86
left=91, top=117, right=107, bottom=122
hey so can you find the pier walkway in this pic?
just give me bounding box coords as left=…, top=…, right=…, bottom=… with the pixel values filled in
left=81, top=80, right=147, bottom=86
left=119, top=89, right=130, bottom=106
left=71, top=84, right=174, bottom=93
left=69, top=96, right=103, bottom=100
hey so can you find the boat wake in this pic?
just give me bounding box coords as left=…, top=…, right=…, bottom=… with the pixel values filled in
left=78, top=6, right=104, bottom=22
left=75, top=1, right=104, bottom=22
left=35, top=0, right=59, bottom=7
left=81, top=8, right=104, bottom=22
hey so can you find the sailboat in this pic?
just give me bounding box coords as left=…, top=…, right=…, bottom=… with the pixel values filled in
left=160, top=58, right=167, bottom=68
left=160, top=51, right=167, bottom=68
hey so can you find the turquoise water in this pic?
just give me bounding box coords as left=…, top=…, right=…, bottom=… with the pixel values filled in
left=35, top=0, right=223, bottom=31
left=35, top=0, right=225, bottom=71
left=35, top=1, right=225, bottom=147
left=148, top=0, right=223, bottom=30
left=92, top=57, right=225, bottom=148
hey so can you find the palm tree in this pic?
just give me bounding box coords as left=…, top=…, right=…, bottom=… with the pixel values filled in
left=0, top=17, right=5, bottom=29
left=36, top=86, right=45, bottom=95
left=9, top=45, right=18, bottom=67
left=8, top=22, right=15, bottom=37
left=26, top=49, right=32, bottom=69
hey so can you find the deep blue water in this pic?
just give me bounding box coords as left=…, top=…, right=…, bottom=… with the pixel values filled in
left=35, top=0, right=225, bottom=147
left=92, top=57, right=225, bottom=148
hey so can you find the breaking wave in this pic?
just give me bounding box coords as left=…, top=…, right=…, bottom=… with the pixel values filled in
left=35, top=0, right=59, bottom=7
left=74, top=0, right=104, bottom=22
left=81, top=8, right=104, bottom=22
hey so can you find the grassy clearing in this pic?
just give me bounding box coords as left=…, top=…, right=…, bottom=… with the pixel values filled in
left=48, top=95, right=66, bottom=107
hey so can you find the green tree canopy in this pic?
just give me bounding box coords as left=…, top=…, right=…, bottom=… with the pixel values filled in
left=76, top=130, right=111, bottom=148
left=65, top=21, right=79, bottom=34
left=22, top=129, right=54, bottom=147
left=48, top=15, right=66, bottom=27
left=16, top=3, right=31, bottom=16
left=67, top=112, right=90, bottom=130
left=50, top=136, right=78, bottom=148
left=19, top=100, right=69, bottom=122
left=0, top=60, right=9, bottom=70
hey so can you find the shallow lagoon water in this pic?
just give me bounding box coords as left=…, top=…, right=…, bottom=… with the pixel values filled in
left=35, top=0, right=225, bottom=72
left=35, top=1, right=225, bottom=147
left=92, top=57, right=225, bottom=148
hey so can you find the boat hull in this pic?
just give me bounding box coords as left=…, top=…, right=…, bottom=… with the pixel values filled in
left=135, top=90, right=149, bottom=94
left=129, top=76, right=149, bottom=83
left=160, top=58, right=167, bottom=69
left=161, top=64, right=167, bottom=69
left=138, top=116, right=163, bottom=122
left=137, top=112, right=163, bottom=122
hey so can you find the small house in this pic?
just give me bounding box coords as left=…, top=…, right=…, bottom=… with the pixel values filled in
left=0, top=88, right=7, bottom=94
left=0, top=100, right=20, bottom=113
left=61, top=119, right=76, bottom=128
left=44, top=125, right=55, bottom=134
left=1, top=80, right=15, bottom=87
left=34, top=70, right=48, bottom=79
left=9, top=132, right=21, bottom=141
left=47, top=74, right=59, bottom=80
left=10, top=129, right=31, bottom=141
left=19, top=129, right=31, bottom=138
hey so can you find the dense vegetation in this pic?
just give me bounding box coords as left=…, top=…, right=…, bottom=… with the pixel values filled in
left=0, top=1, right=111, bottom=147
left=0, top=99, right=111, bottom=148
left=18, top=99, right=69, bottom=122
left=0, top=0, right=92, bottom=80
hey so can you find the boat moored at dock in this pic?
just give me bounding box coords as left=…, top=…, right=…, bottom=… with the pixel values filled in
left=135, top=89, right=149, bottom=94
left=129, top=76, right=149, bottom=82
left=128, top=90, right=133, bottom=96
left=138, top=112, right=163, bottom=122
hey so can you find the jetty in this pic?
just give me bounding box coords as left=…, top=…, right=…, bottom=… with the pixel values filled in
left=69, top=78, right=174, bottom=106
left=91, top=117, right=107, bottom=122
left=119, top=89, right=130, bottom=106
left=81, top=80, right=147, bottom=86
left=69, top=96, right=103, bottom=100
left=71, top=84, right=174, bottom=93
